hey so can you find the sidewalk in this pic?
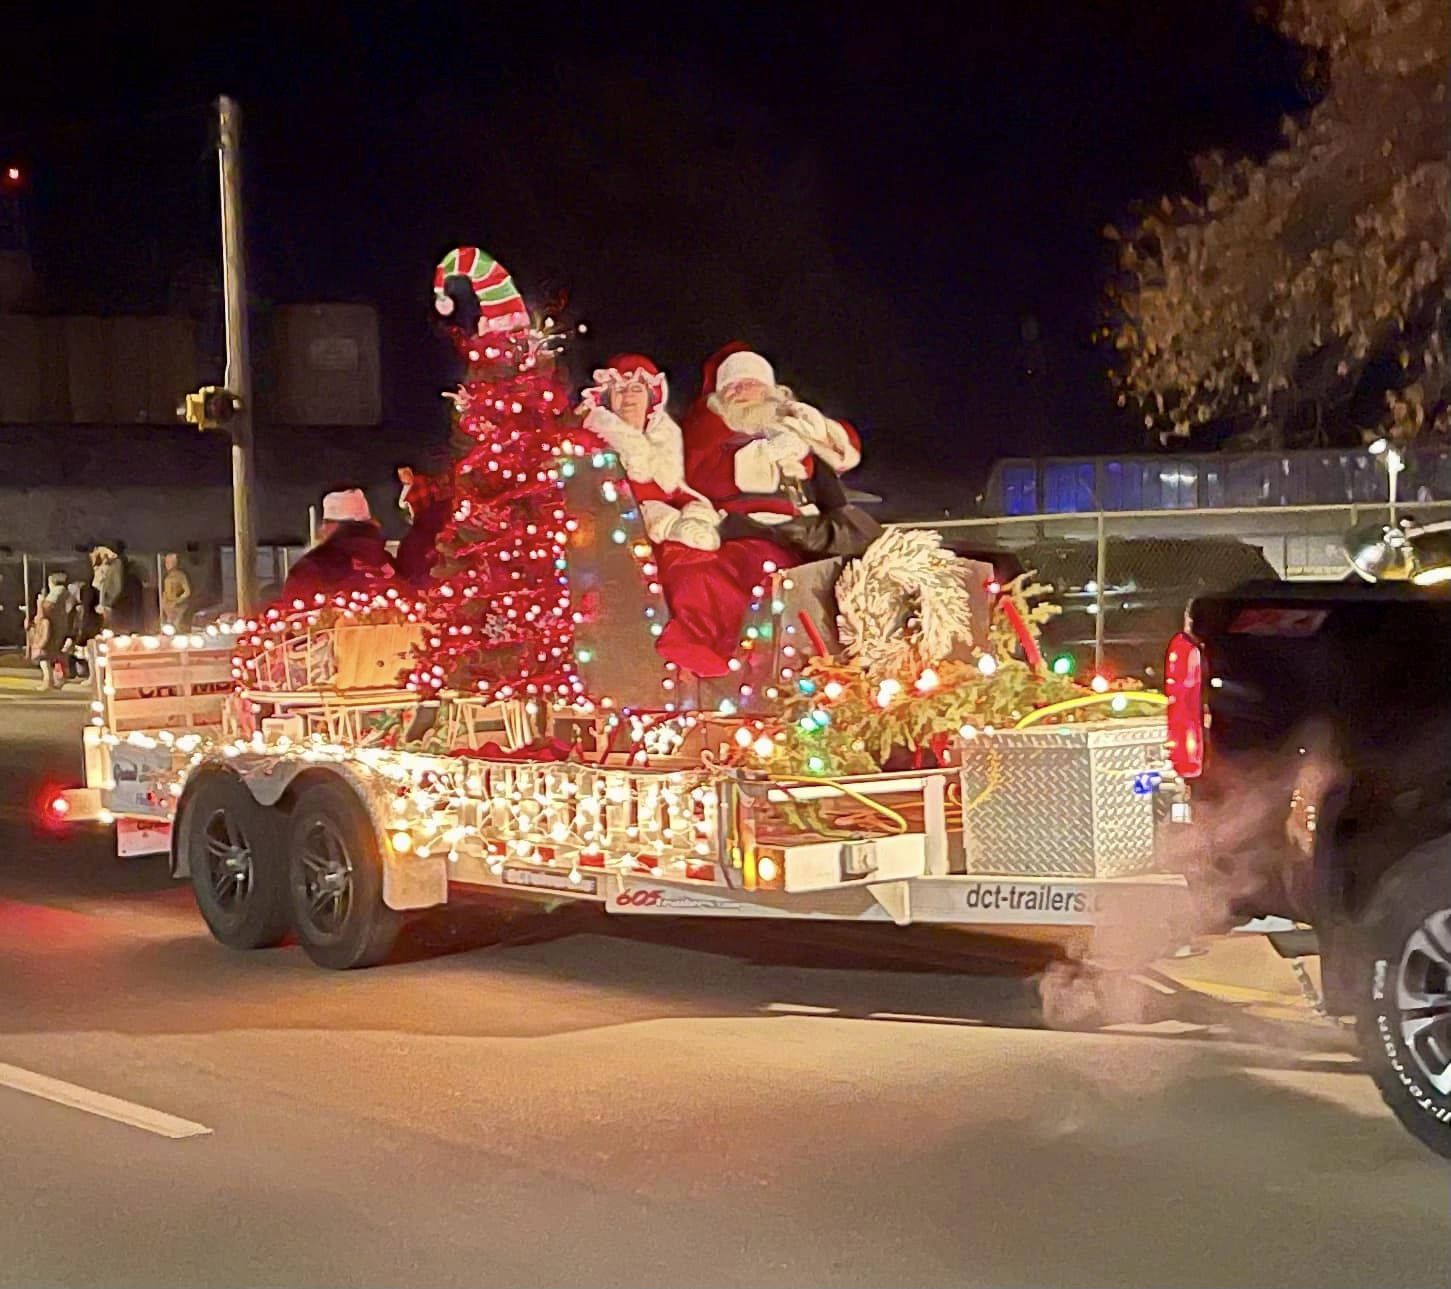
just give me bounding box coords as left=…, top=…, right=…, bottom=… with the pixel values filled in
left=0, top=672, right=90, bottom=701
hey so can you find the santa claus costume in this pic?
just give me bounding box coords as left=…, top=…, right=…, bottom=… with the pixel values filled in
left=684, top=344, right=862, bottom=520
left=678, top=344, right=866, bottom=645
left=579, top=354, right=751, bottom=679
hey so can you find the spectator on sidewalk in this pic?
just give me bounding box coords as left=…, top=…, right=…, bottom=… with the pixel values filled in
left=91, top=545, right=145, bottom=634
left=161, top=553, right=192, bottom=630
left=27, top=573, right=73, bottom=690
left=73, top=577, right=102, bottom=643
left=68, top=580, right=102, bottom=680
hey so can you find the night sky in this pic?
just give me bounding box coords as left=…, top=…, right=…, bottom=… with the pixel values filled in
left=4, top=1, right=1308, bottom=511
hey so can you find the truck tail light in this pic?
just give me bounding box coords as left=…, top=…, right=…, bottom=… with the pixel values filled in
left=1164, top=631, right=1205, bottom=778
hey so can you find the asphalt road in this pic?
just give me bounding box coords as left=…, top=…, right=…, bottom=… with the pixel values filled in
left=1, top=690, right=1447, bottom=1289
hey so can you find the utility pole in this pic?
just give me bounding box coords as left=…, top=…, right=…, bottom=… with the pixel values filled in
left=217, top=96, right=258, bottom=615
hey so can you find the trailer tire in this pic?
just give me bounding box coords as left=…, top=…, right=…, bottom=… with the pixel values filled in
left=184, top=771, right=291, bottom=951
left=1354, top=839, right=1451, bottom=1160
left=286, top=780, right=400, bottom=970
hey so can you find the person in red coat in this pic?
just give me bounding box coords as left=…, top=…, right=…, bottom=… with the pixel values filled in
left=578, top=354, right=742, bottom=678
left=279, top=489, right=395, bottom=607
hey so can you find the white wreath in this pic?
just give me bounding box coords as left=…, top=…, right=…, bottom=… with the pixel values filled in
left=835, top=529, right=976, bottom=677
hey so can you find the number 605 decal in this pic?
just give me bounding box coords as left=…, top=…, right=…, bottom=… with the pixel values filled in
left=615, top=889, right=665, bottom=908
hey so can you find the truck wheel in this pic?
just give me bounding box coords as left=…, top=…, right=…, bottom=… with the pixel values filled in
left=1356, top=840, right=1451, bottom=1159
left=185, top=771, right=291, bottom=950
left=286, top=780, right=400, bottom=970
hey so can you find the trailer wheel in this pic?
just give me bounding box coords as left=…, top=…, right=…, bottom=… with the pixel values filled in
left=286, top=780, right=400, bottom=970
left=184, top=771, right=291, bottom=950
left=1355, top=839, right=1451, bottom=1159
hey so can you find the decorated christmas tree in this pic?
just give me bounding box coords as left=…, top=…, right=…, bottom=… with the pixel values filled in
left=406, top=250, right=587, bottom=706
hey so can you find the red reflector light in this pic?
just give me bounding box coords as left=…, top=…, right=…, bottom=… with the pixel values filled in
left=1164, top=631, right=1205, bottom=778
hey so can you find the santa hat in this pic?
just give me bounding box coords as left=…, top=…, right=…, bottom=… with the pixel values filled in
left=714, top=349, right=774, bottom=392
left=322, top=489, right=372, bottom=523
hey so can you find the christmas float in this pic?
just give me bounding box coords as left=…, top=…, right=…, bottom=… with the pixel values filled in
left=55, top=249, right=1183, bottom=968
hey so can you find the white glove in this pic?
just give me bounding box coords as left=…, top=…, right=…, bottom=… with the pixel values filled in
left=641, top=499, right=717, bottom=551
left=762, top=426, right=810, bottom=462
left=673, top=499, right=722, bottom=550
left=735, top=428, right=809, bottom=493
left=778, top=405, right=858, bottom=470
left=671, top=515, right=721, bottom=551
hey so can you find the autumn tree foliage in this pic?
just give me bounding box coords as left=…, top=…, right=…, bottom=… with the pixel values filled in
left=1106, top=0, right=1450, bottom=449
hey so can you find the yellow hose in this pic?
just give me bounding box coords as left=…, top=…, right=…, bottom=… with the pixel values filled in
left=767, top=775, right=910, bottom=835
left=1013, top=690, right=1167, bottom=729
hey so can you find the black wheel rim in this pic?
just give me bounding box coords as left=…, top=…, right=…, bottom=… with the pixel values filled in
left=1396, top=908, right=1451, bottom=1097
left=296, top=817, right=354, bottom=937
left=204, top=808, right=253, bottom=911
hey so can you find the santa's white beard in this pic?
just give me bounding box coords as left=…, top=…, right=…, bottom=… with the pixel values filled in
left=707, top=387, right=791, bottom=435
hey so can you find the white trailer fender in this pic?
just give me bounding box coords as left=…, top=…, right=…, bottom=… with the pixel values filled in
left=171, top=756, right=449, bottom=911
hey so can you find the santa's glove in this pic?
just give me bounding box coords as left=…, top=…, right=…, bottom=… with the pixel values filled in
left=779, top=407, right=856, bottom=469
left=780, top=401, right=829, bottom=436
left=778, top=406, right=838, bottom=452
left=761, top=426, right=810, bottom=464
left=775, top=447, right=810, bottom=481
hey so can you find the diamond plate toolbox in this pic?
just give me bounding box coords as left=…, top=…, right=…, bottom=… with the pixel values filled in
left=957, top=718, right=1167, bottom=878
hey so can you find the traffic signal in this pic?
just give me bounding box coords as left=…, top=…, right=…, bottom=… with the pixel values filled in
left=1050, top=652, right=1076, bottom=677
left=178, top=386, right=243, bottom=431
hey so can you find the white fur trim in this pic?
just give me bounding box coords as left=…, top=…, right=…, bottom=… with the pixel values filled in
left=716, top=351, right=775, bottom=391
left=584, top=405, right=687, bottom=494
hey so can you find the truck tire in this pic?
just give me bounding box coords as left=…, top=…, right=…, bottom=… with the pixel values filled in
left=1355, top=840, right=1451, bottom=1159
left=285, top=780, right=400, bottom=970
left=184, top=771, right=291, bottom=950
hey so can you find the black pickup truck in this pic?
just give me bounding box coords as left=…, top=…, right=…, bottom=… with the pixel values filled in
left=1163, top=557, right=1451, bottom=1156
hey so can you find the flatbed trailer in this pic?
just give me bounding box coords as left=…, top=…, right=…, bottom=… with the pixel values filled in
left=55, top=626, right=1189, bottom=970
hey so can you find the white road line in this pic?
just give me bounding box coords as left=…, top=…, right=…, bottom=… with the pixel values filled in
left=0, top=1062, right=213, bottom=1140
